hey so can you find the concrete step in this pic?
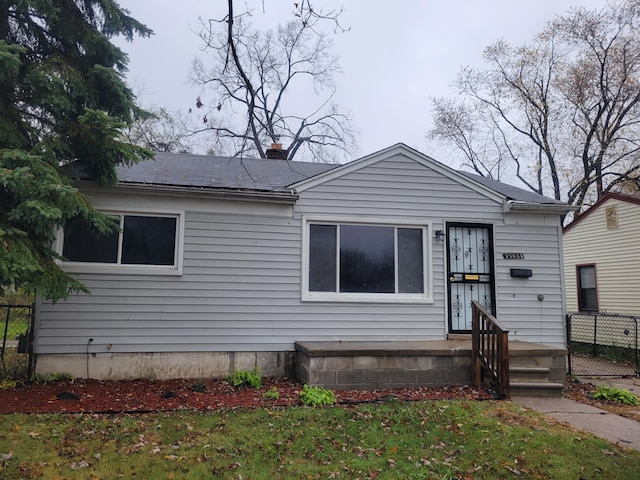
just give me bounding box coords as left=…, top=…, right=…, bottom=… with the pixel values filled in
left=510, top=366, right=551, bottom=381
left=510, top=381, right=565, bottom=398
left=510, top=366, right=550, bottom=375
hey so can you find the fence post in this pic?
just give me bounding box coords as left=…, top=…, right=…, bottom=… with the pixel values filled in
left=566, top=314, right=573, bottom=376
left=635, top=318, right=639, bottom=376
left=27, top=302, right=36, bottom=379
left=1, top=307, right=10, bottom=366
left=593, top=314, right=598, bottom=356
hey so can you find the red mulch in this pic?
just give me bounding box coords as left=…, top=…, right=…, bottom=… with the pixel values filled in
left=0, top=377, right=491, bottom=414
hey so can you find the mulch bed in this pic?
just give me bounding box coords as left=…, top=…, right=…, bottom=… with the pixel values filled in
left=0, top=377, right=492, bottom=414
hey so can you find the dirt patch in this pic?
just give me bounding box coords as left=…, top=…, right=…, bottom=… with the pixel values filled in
left=0, top=378, right=491, bottom=414
left=564, top=377, right=640, bottom=423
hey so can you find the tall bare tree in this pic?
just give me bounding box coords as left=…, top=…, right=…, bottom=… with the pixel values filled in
left=428, top=0, right=640, bottom=216
left=189, top=0, right=355, bottom=162
left=125, top=106, right=192, bottom=153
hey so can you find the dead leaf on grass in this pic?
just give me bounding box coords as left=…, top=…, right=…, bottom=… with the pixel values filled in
left=70, top=460, right=89, bottom=470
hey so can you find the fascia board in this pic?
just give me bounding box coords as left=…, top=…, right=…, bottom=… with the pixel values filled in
left=75, top=181, right=298, bottom=204
left=505, top=202, right=578, bottom=214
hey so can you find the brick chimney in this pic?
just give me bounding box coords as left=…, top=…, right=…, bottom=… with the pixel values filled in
left=265, top=143, right=288, bottom=160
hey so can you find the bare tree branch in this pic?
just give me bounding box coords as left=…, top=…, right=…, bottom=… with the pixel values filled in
left=428, top=0, right=640, bottom=220
left=189, top=1, right=355, bottom=162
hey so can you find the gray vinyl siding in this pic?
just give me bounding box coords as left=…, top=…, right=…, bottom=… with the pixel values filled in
left=36, top=153, right=567, bottom=354
left=295, top=156, right=566, bottom=347
left=293, top=156, right=499, bottom=341
left=494, top=219, right=566, bottom=345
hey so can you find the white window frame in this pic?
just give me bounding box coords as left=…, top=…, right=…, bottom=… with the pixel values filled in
left=55, top=207, right=185, bottom=276
left=301, top=216, right=433, bottom=303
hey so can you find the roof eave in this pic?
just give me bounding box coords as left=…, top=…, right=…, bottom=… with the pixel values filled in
left=76, top=180, right=299, bottom=204
left=119, top=183, right=299, bottom=203
left=504, top=201, right=577, bottom=214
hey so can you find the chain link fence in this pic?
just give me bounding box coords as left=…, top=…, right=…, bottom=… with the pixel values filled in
left=567, top=312, right=639, bottom=377
left=1, top=304, right=34, bottom=380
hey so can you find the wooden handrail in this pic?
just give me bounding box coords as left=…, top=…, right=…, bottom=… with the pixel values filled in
left=471, top=300, right=510, bottom=399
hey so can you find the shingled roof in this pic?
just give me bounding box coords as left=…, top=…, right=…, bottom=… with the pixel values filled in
left=458, top=171, right=565, bottom=205
left=115, top=152, right=339, bottom=193
left=106, top=149, right=566, bottom=209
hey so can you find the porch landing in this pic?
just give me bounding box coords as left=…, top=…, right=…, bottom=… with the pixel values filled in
left=295, top=340, right=567, bottom=394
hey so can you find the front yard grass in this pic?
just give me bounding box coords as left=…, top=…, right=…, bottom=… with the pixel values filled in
left=1, top=399, right=639, bottom=479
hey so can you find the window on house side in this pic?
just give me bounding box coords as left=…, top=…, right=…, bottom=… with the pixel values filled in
left=307, top=222, right=426, bottom=298
left=63, top=215, right=120, bottom=263
left=577, top=265, right=598, bottom=312
left=63, top=214, right=178, bottom=267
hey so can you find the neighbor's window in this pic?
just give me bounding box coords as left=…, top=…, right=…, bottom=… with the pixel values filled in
left=305, top=220, right=430, bottom=302
left=62, top=212, right=181, bottom=271
left=577, top=264, right=598, bottom=312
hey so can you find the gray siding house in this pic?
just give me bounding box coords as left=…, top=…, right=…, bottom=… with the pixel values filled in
left=35, top=144, right=571, bottom=380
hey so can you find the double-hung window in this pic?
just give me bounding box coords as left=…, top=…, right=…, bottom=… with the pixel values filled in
left=577, top=264, right=598, bottom=312
left=60, top=210, right=184, bottom=275
left=303, top=218, right=432, bottom=302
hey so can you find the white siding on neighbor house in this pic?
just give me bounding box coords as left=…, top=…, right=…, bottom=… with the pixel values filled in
left=564, top=197, right=640, bottom=316
left=36, top=152, right=568, bottom=356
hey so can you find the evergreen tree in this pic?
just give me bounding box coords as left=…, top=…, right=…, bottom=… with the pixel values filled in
left=0, top=1, right=153, bottom=300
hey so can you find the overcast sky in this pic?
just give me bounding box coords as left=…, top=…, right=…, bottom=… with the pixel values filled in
left=117, top=0, right=606, bottom=166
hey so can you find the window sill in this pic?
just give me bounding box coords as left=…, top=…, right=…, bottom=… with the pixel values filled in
left=60, top=263, right=183, bottom=276
left=302, top=292, right=433, bottom=304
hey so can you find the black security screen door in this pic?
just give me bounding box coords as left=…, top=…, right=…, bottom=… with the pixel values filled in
left=447, top=223, right=495, bottom=332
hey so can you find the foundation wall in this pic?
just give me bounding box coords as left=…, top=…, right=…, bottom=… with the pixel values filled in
left=35, top=351, right=296, bottom=380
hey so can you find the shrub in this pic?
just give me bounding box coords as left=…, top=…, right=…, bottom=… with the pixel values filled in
left=0, top=378, right=17, bottom=390
left=28, top=372, right=75, bottom=384
left=299, top=384, right=336, bottom=406
left=189, top=380, right=207, bottom=392
left=49, top=372, right=75, bottom=382
left=593, top=385, right=640, bottom=406
left=262, top=386, right=280, bottom=400
left=226, top=368, right=262, bottom=389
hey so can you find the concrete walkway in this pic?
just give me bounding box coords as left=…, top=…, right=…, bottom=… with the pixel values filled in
left=513, top=377, right=640, bottom=451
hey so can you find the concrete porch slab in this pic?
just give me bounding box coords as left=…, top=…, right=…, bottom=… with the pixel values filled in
left=295, top=340, right=567, bottom=392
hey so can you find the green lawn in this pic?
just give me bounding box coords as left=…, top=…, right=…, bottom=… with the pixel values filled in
left=1, top=399, right=638, bottom=479
left=0, top=305, right=31, bottom=340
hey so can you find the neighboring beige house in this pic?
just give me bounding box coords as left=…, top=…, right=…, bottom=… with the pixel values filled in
left=563, top=192, right=640, bottom=315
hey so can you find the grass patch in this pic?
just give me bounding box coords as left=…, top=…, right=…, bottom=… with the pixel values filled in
left=0, top=400, right=639, bottom=478
left=0, top=290, right=34, bottom=341
left=0, top=348, right=28, bottom=381
left=1, top=292, right=33, bottom=381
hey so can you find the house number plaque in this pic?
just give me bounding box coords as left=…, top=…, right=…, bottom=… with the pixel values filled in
left=502, top=253, right=525, bottom=259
